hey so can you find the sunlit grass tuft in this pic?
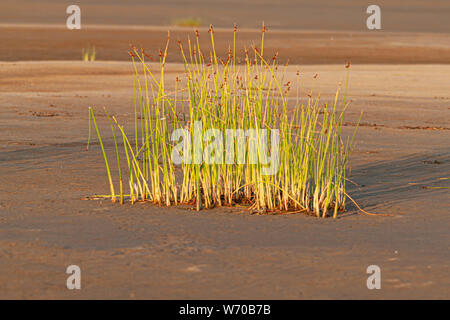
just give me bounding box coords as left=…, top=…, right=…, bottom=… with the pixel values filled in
left=87, top=24, right=359, bottom=218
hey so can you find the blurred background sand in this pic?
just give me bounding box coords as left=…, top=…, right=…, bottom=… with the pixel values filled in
left=0, top=0, right=449, bottom=299
left=1, top=0, right=449, bottom=32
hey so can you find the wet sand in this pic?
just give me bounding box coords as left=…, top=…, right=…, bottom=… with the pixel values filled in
left=0, top=61, right=449, bottom=299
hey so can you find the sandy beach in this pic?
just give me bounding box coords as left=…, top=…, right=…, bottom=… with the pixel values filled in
left=0, top=60, right=449, bottom=299
left=0, top=0, right=449, bottom=300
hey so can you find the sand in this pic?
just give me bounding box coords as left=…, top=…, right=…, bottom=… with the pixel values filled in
left=0, top=60, right=449, bottom=299
left=1, top=24, right=450, bottom=65
left=0, top=0, right=449, bottom=298
left=2, top=0, right=450, bottom=33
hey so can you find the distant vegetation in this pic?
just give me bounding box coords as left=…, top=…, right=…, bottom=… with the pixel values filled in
left=172, top=17, right=202, bottom=27
left=82, top=45, right=96, bottom=62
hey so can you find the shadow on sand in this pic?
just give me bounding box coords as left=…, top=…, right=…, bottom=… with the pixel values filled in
left=347, top=152, right=449, bottom=213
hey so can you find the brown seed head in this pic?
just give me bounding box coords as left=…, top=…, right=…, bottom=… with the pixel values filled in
left=142, top=49, right=153, bottom=60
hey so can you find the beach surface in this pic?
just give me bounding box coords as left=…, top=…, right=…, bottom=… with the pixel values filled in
left=0, top=0, right=449, bottom=300
left=0, top=61, right=448, bottom=299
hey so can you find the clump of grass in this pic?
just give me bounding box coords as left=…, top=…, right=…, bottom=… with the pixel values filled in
left=87, top=24, right=359, bottom=218
left=82, top=45, right=96, bottom=62
left=172, top=17, right=202, bottom=27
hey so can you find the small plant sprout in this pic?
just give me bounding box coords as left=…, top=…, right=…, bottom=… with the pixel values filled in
left=82, top=45, right=96, bottom=62
left=87, top=24, right=360, bottom=218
